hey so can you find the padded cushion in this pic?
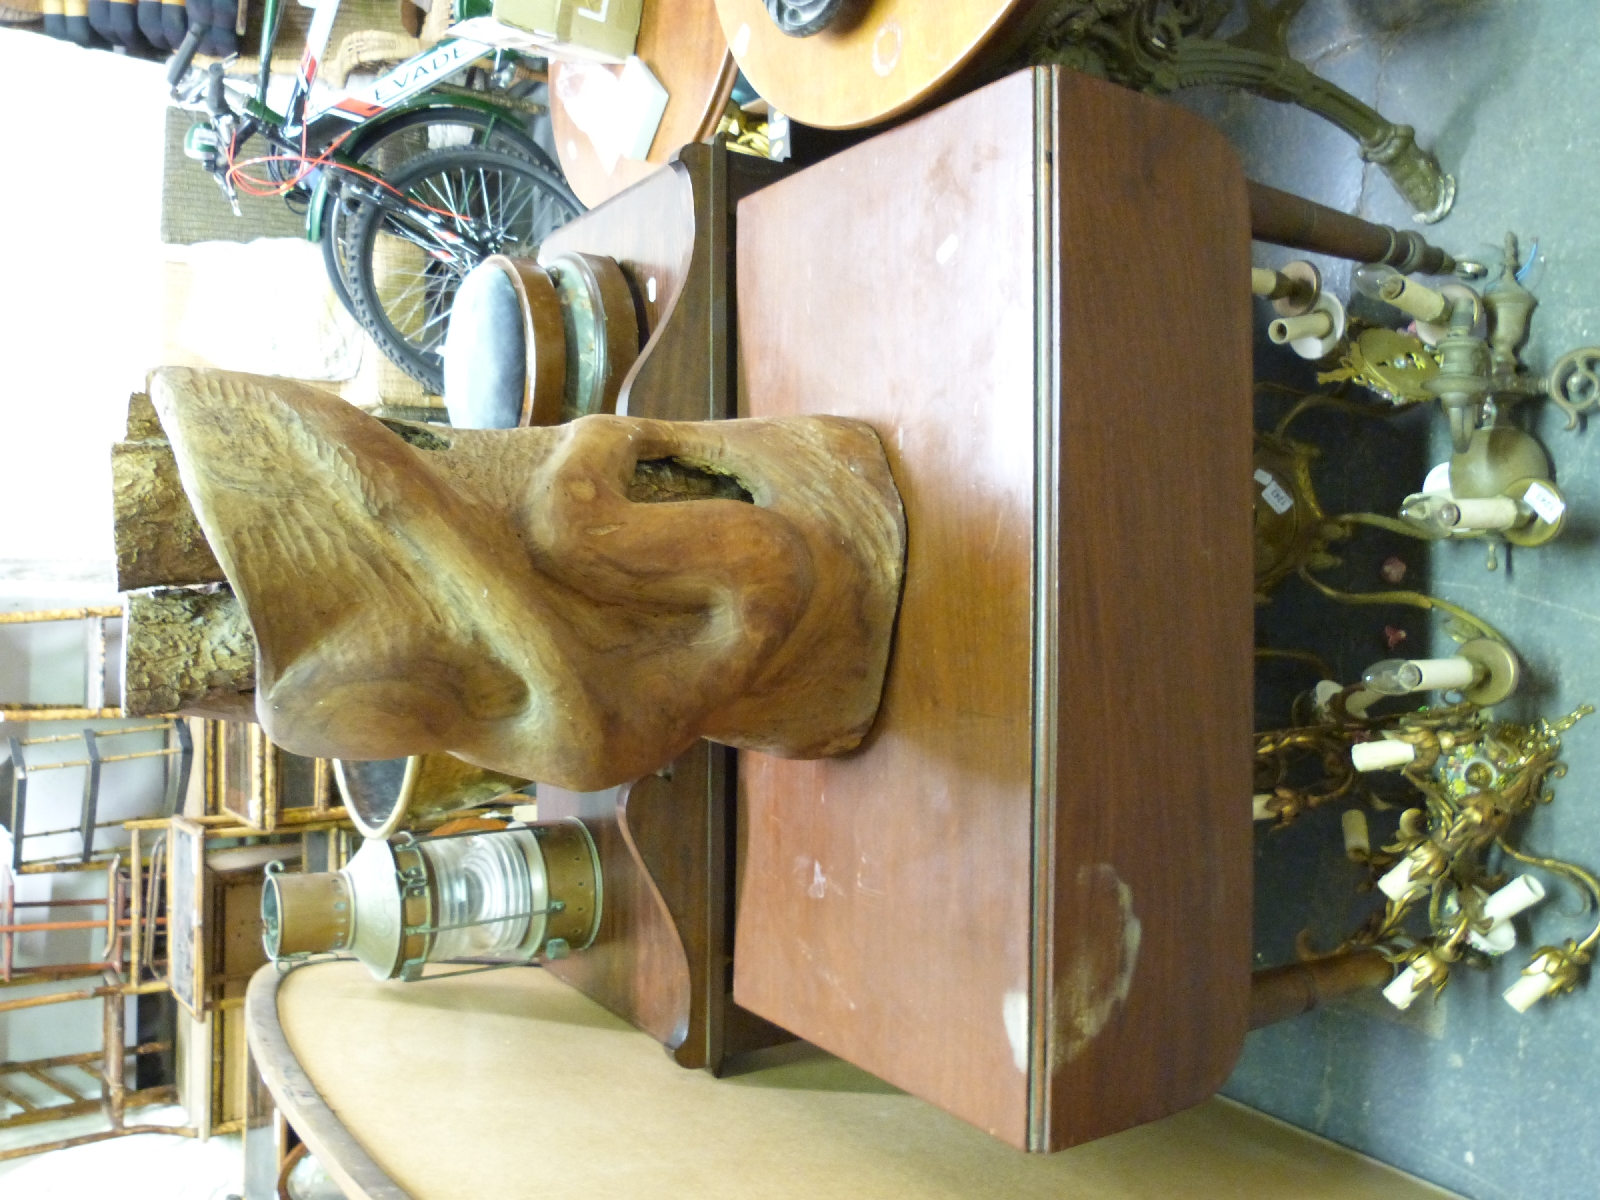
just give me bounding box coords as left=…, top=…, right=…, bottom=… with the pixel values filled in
left=442, top=263, right=527, bottom=430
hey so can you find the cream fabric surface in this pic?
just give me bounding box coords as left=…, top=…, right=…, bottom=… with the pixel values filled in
left=274, top=962, right=1459, bottom=1200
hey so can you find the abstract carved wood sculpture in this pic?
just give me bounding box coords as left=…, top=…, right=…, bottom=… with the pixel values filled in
left=134, top=367, right=906, bottom=791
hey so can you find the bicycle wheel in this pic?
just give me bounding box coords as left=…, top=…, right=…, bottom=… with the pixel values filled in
left=347, top=145, right=581, bottom=394
left=320, top=105, right=577, bottom=318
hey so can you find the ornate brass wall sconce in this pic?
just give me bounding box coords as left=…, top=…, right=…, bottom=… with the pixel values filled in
left=1398, top=425, right=1566, bottom=568
left=1032, top=0, right=1454, bottom=221
left=1349, top=703, right=1597, bottom=1013
left=1351, top=264, right=1492, bottom=451
left=1318, top=235, right=1600, bottom=452
left=1359, top=639, right=1520, bottom=709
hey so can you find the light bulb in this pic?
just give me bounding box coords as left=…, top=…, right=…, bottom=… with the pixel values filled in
left=1363, top=659, right=1424, bottom=695
left=1362, top=656, right=1480, bottom=695
left=1353, top=262, right=1404, bottom=303
left=1351, top=262, right=1451, bottom=325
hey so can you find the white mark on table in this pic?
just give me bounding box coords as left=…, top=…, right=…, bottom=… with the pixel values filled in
left=872, top=20, right=901, bottom=77
left=1003, top=990, right=1029, bottom=1073
left=808, top=860, right=828, bottom=899
left=646, top=275, right=657, bottom=303
left=936, top=234, right=958, bottom=265
left=1052, top=863, right=1142, bottom=1069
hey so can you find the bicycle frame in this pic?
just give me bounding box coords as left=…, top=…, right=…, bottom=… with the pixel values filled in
left=251, top=0, right=502, bottom=134
left=202, top=0, right=533, bottom=244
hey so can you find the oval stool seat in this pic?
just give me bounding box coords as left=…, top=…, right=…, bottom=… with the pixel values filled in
left=441, top=264, right=527, bottom=429
left=442, top=253, right=640, bottom=429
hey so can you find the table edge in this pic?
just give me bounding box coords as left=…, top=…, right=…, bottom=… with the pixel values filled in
left=246, top=960, right=414, bottom=1200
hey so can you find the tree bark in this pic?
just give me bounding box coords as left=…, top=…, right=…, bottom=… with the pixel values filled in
left=112, top=433, right=225, bottom=592
left=125, top=391, right=163, bottom=441
left=122, top=586, right=256, bottom=718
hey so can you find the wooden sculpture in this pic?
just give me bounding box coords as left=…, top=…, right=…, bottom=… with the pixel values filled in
left=127, top=367, right=906, bottom=791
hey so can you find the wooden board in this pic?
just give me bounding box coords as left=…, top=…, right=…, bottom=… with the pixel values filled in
left=550, top=0, right=737, bottom=208
left=536, top=743, right=785, bottom=1069
left=539, top=139, right=787, bottom=424
left=712, top=0, right=1044, bottom=130
left=732, top=67, right=1254, bottom=1150
left=248, top=959, right=1464, bottom=1200
left=528, top=140, right=791, bottom=1069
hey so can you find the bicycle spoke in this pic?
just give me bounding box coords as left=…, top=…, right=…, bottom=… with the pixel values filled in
left=355, top=147, right=581, bottom=389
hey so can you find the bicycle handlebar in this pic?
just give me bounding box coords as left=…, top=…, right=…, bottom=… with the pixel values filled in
left=166, top=26, right=204, bottom=93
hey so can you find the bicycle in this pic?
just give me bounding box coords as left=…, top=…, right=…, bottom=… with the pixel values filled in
left=169, top=0, right=583, bottom=393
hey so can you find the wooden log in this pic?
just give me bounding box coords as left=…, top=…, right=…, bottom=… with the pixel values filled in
left=125, top=392, right=163, bottom=441
left=112, top=436, right=225, bottom=592
left=121, top=587, right=256, bottom=720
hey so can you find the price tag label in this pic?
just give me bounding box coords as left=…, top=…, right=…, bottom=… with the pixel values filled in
left=1524, top=481, right=1565, bottom=524
left=1254, top=469, right=1294, bottom=515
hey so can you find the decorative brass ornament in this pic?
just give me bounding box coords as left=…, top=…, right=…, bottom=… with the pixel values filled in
left=1031, top=0, right=1455, bottom=221
left=1548, top=346, right=1600, bottom=429
left=1317, top=327, right=1440, bottom=404
left=1252, top=431, right=1338, bottom=603
left=716, top=101, right=775, bottom=159
left=1323, top=235, right=1600, bottom=450
left=1258, top=692, right=1599, bottom=1012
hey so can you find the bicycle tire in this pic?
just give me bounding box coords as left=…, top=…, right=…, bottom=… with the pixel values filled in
left=319, top=105, right=576, bottom=318
left=346, top=144, right=581, bottom=394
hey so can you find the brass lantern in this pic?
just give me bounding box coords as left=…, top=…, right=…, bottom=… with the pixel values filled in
left=262, top=819, right=601, bottom=981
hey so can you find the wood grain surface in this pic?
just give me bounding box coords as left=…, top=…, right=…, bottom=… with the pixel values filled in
left=550, top=0, right=737, bottom=208
left=712, top=0, right=1045, bottom=129
left=733, top=67, right=1253, bottom=1151
left=535, top=773, right=695, bottom=1053
left=151, top=365, right=903, bottom=789
left=734, top=67, right=1041, bottom=1146
left=525, top=148, right=793, bottom=1068
left=249, top=959, right=1465, bottom=1200
left=539, top=744, right=789, bottom=1068
left=538, top=160, right=696, bottom=351
left=1034, top=66, right=1253, bottom=1150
